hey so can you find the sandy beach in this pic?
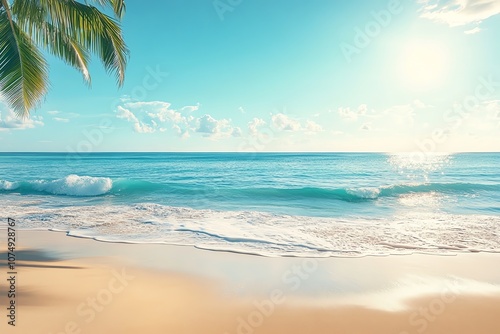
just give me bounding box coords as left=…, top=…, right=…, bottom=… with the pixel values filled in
left=0, top=229, right=499, bottom=334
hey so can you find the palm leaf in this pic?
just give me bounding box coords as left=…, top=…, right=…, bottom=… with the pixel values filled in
left=12, top=0, right=92, bottom=84
left=37, top=0, right=128, bottom=86
left=87, top=0, right=126, bottom=19
left=0, top=0, right=128, bottom=116
left=0, top=9, right=48, bottom=117
left=40, top=22, right=92, bottom=84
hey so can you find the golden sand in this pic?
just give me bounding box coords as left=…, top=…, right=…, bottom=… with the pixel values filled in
left=0, top=230, right=499, bottom=334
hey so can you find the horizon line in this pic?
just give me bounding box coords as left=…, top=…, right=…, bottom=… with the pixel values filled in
left=1, top=151, right=499, bottom=154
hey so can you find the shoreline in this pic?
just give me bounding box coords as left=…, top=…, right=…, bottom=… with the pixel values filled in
left=1, top=229, right=500, bottom=333
left=13, top=225, right=500, bottom=259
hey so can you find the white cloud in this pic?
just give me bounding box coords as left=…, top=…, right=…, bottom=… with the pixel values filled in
left=338, top=104, right=370, bottom=121
left=196, top=114, right=233, bottom=138
left=464, top=27, right=482, bottom=34
left=248, top=118, right=266, bottom=135
left=271, top=113, right=301, bottom=131
left=418, top=0, right=500, bottom=27
left=384, top=104, right=416, bottom=125
left=238, top=107, right=246, bottom=114
left=360, top=123, right=372, bottom=131
left=133, top=122, right=155, bottom=133
left=47, top=110, right=79, bottom=122
left=413, top=99, right=428, bottom=109
left=197, top=114, right=219, bottom=134
left=116, top=99, right=240, bottom=140
left=116, top=101, right=188, bottom=135
left=180, top=104, right=200, bottom=113
left=149, top=109, right=184, bottom=123
left=305, top=120, right=323, bottom=133
left=232, top=127, right=243, bottom=137
left=477, top=100, right=500, bottom=121
left=116, top=106, right=139, bottom=123
left=116, top=105, right=156, bottom=134
left=358, top=104, right=368, bottom=115
left=0, top=108, right=44, bottom=131
left=125, top=101, right=171, bottom=110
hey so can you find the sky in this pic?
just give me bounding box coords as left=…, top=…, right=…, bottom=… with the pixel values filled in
left=1, top=0, right=500, bottom=152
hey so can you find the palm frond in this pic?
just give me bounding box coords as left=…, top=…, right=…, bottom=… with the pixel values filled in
left=12, top=0, right=91, bottom=85
left=87, top=0, right=126, bottom=19
left=41, top=22, right=92, bottom=84
left=0, top=0, right=128, bottom=117
left=0, top=9, right=48, bottom=117
left=38, top=0, right=128, bottom=86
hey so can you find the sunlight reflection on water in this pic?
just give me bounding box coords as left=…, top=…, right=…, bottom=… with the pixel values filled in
left=387, top=153, right=452, bottom=182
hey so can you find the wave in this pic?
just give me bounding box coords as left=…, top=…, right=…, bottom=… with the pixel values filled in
left=232, top=182, right=498, bottom=201
left=1, top=175, right=112, bottom=196
left=0, top=180, right=18, bottom=190
left=0, top=175, right=497, bottom=200
left=234, top=187, right=382, bottom=201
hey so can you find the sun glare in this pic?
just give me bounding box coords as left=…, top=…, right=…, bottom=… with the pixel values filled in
left=396, top=39, right=450, bottom=91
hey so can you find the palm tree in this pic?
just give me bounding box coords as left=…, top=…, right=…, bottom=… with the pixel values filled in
left=0, top=0, right=128, bottom=118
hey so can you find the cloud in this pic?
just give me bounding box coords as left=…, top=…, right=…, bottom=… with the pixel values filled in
left=115, top=99, right=240, bottom=140
left=116, top=101, right=188, bottom=135
left=436, top=99, right=500, bottom=150
left=271, top=113, right=301, bottom=131
left=305, top=120, right=323, bottom=133
left=125, top=101, right=171, bottom=110
left=172, top=124, right=190, bottom=138
left=360, top=123, right=372, bottom=131
left=0, top=108, right=44, bottom=131
left=180, top=104, right=200, bottom=113
left=46, top=110, right=79, bottom=122
left=238, top=107, right=246, bottom=114
left=134, top=122, right=155, bottom=133
left=476, top=99, right=500, bottom=122
left=464, top=27, right=481, bottom=34
left=418, top=0, right=500, bottom=27
left=196, top=114, right=219, bottom=134
left=413, top=99, right=428, bottom=109
left=336, top=103, right=424, bottom=135
left=196, top=114, right=233, bottom=138
left=116, top=105, right=155, bottom=134
left=384, top=104, right=416, bottom=125
left=232, top=127, right=243, bottom=137
left=338, top=104, right=369, bottom=121
left=116, top=106, right=139, bottom=123
left=248, top=118, right=266, bottom=135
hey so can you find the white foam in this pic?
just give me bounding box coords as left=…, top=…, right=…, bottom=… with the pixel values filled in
left=31, top=175, right=112, bottom=196
left=2, top=199, right=500, bottom=257
left=0, top=180, right=18, bottom=190
left=346, top=187, right=381, bottom=199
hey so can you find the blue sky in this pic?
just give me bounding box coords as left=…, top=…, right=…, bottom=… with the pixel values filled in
left=1, top=0, right=500, bottom=152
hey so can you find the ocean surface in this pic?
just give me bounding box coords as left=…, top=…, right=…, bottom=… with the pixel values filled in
left=0, top=152, right=499, bottom=257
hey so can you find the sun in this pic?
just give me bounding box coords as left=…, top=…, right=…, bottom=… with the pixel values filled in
left=396, top=39, right=450, bottom=91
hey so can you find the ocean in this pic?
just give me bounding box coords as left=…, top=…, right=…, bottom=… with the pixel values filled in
left=1, top=152, right=499, bottom=257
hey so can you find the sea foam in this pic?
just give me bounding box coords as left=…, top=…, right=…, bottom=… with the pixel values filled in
left=31, top=175, right=112, bottom=196
left=2, top=200, right=499, bottom=258
left=0, top=180, right=18, bottom=190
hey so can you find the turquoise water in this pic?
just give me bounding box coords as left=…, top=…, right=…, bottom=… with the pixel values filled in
left=1, top=152, right=499, bottom=256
